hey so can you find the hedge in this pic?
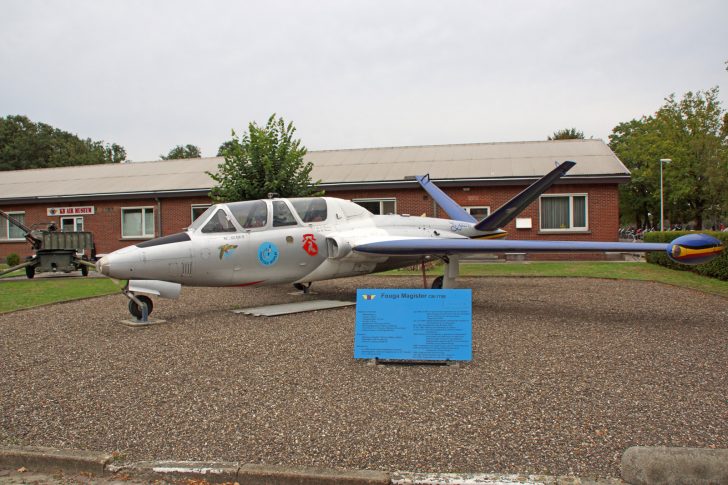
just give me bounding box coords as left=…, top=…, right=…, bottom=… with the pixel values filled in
left=644, top=230, right=728, bottom=281
left=6, top=253, right=20, bottom=267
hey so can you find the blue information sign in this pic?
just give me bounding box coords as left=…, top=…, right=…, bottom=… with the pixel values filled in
left=354, top=289, right=472, bottom=361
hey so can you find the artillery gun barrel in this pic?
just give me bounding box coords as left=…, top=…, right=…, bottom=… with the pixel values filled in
left=0, top=209, right=42, bottom=248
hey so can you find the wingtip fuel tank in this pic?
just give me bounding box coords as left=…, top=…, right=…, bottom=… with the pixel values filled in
left=666, top=233, right=724, bottom=265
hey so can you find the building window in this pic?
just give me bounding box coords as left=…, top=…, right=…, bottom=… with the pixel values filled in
left=61, top=216, right=84, bottom=232
left=540, top=194, right=587, bottom=230
left=191, top=205, right=211, bottom=224
left=1, top=211, right=25, bottom=240
left=121, top=207, right=154, bottom=238
left=353, top=198, right=396, bottom=215
left=465, top=206, right=490, bottom=220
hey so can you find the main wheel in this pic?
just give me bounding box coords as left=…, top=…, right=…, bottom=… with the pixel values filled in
left=293, top=282, right=311, bottom=294
left=25, top=265, right=35, bottom=279
left=128, top=295, right=153, bottom=320
left=81, top=265, right=89, bottom=277
left=431, top=275, right=444, bottom=289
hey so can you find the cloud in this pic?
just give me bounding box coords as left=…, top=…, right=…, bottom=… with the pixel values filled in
left=1, top=0, right=726, bottom=160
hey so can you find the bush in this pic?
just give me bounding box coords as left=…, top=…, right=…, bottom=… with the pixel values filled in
left=5, top=253, right=20, bottom=267
left=644, top=231, right=728, bottom=281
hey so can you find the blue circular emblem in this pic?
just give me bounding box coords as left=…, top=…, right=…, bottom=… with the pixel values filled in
left=257, top=241, right=279, bottom=266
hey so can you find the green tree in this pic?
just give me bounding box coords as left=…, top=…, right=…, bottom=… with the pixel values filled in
left=216, top=140, right=235, bottom=157
left=548, top=128, right=585, bottom=140
left=0, top=115, right=126, bottom=171
left=160, top=144, right=202, bottom=160
left=209, top=115, right=321, bottom=202
left=610, top=118, right=664, bottom=227
left=610, top=87, right=728, bottom=229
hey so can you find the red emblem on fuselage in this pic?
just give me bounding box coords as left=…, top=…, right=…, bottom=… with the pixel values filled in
left=302, top=234, right=318, bottom=256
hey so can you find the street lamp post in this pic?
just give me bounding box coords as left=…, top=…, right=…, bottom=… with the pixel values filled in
left=660, top=158, right=671, bottom=231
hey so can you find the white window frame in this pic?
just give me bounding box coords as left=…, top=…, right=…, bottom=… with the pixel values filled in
left=352, top=198, right=397, bottom=215
left=191, top=204, right=211, bottom=224
left=539, top=193, right=588, bottom=231
left=61, top=216, right=84, bottom=232
left=1, top=211, right=26, bottom=241
left=464, top=206, right=490, bottom=219
left=121, top=206, right=155, bottom=239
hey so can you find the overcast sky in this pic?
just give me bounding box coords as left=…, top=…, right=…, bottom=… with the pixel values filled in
left=2, top=0, right=726, bottom=161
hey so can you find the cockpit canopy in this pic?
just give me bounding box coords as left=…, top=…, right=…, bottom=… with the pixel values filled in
left=188, top=197, right=336, bottom=234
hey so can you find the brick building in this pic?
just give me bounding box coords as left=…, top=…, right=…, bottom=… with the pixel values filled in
left=0, top=139, right=629, bottom=261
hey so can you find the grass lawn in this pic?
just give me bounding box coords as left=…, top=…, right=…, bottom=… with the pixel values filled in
left=0, top=263, right=25, bottom=278
left=0, top=276, right=122, bottom=313
left=1, top=261, right=725, bottom=314
left=387, top=261, right=728, bottom=298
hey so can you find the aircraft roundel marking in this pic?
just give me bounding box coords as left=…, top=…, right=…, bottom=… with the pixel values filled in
left=302, top=234, right=318, bottom=256
left=257, top=241, right=279, bottom=266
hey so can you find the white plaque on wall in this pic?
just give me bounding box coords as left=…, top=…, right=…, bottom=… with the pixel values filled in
left=515, top=217, right=532, bottom=229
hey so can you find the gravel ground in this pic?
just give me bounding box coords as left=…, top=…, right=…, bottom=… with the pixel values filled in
left=1, top=276, right=727, bottom=478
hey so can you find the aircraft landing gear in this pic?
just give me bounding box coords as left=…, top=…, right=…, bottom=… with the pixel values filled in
left=122, top=283, right=153, bottom=322
left=128, top=295, right=153, bottom=320
left=293, top=282, right=312, bottom=294
left=431, top=256, right=460, bottom=289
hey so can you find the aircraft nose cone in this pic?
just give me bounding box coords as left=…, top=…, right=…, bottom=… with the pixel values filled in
left=96, top=256, right=110, bottom=276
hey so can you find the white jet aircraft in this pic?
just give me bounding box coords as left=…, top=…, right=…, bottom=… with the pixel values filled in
left=96, top=161, right=724, bottom=320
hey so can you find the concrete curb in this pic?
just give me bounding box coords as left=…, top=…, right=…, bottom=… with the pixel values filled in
left=0, top=446, right=390, bottom=484
left=237, top=463, right=390, bottom=484
left=621, top=446, right=728, bottom=485
left=109, top=461, right=390, bottom=484
left=0, top=445, right=111, bottom=475
left=392, top=472, right=625, bottom=484
left=4, top=444, right=727, bottom=484
left=107, top=461, right=239, bottom=482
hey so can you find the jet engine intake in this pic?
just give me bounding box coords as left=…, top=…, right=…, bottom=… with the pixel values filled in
left=326, top=236, right=352, bottom=259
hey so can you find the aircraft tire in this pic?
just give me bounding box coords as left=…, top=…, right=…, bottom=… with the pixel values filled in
left=81, top=265, right=89, bottom=277
left=25, top=265, right=35, bottom=279
left=129, top=295, right=153, bottom=319
left=431, top=275, right=443, bottom=289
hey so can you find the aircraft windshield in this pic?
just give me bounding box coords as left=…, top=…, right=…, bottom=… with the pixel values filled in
left=291, top=198, right=327, bottom=223
left=201, top=209, right=237, bottom=233
left=228, top=200, right=268, bottom=229
left=188, top=206, right=216, bottom=231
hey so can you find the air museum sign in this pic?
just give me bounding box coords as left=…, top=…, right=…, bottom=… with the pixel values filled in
left=47, top=206, right=95, bottom=216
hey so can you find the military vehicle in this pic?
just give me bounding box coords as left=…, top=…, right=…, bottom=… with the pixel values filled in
left=0, top=209, right=96, bottom=279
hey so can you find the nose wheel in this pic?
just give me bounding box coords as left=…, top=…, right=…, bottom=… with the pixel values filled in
left=128, top=295, right=153, bottom=320
left=121, top=282, right=154, bottom=322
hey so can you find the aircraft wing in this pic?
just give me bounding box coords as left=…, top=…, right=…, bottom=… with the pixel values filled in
left=354, top=238, right=668, bottom=255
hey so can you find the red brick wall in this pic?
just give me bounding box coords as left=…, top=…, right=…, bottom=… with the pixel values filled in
left=1, top=184, right=620, bottom=261
left=0, top=197, right=211, bottom=260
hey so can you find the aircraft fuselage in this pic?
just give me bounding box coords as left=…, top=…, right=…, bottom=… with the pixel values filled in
left=97, top=197, right=502, bottom=287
